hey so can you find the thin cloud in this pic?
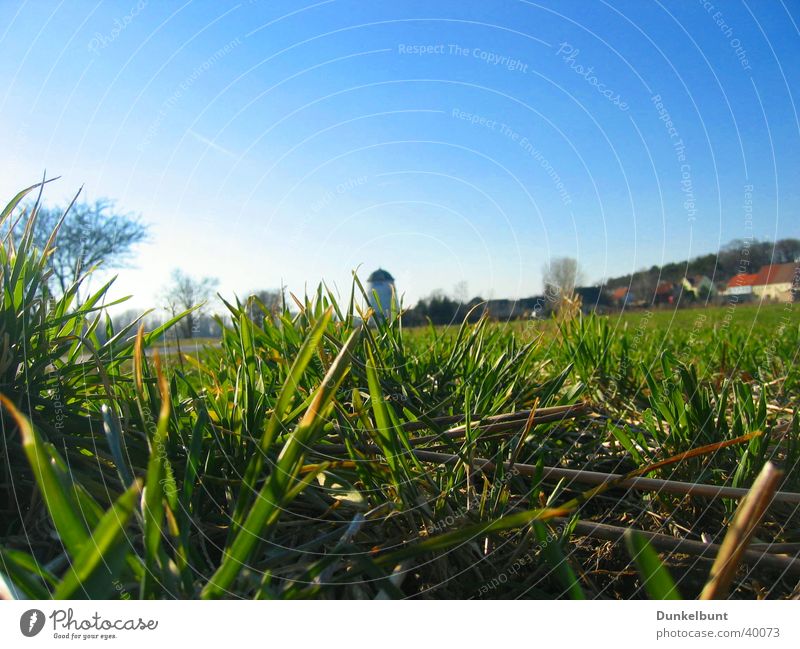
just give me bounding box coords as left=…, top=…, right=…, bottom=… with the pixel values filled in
left=187, top=129, right=237, bottom=158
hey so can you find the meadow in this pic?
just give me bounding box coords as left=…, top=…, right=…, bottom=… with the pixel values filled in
left=1, top=185, right=798, bottom=600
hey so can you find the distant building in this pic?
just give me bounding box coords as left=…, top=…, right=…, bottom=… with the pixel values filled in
left=724, top=273, right=758, bottom=297
left=725, top=263, right=797, bottom=302
left=654, top=281, right=676, bottom=305
left=682, top=275, right=716, bottom=299
left=574, top=286, right=610, bottom=313
left=367, top=268, right=396, bottom=317
left=484, top=296, right=549, bottom=320
left=611, top=286, right=635, bottom=306
left=752, top=263, right=797, bottom=302
left=485, top=299, right=517, bottom=320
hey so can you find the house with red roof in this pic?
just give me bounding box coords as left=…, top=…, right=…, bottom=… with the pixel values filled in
left=611, top=286, right=635, bottom=306
left=724, top=272, right=759, bottom=296
left=752, top=262, right=798, bottom=302
left=726, top=262, right=798, bottom=302
left=654, top=281, right=676, bottom=304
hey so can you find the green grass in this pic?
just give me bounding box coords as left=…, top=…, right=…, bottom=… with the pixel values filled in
left=1, top=184, right=798, bottom=600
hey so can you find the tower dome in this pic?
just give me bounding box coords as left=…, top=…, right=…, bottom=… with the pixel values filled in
left=366, top=268, right=396, bottom=318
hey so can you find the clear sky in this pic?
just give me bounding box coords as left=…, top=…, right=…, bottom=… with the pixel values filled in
left=1, top=0, right=798, bottom=311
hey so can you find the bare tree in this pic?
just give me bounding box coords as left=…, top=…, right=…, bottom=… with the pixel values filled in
left=542, top=257, right=584, bottom=303
left=20, top=199, right=148, bottom=297
left=161, top=269, right=219, bottom=339
left=453, top=280, right=469, bottom=304
left=111, top=308, right=143, bottom=333
left=245, top=288, right=284, bottom=325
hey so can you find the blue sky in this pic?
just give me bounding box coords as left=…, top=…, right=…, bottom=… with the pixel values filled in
left=1, top=0, right=798, bottom=310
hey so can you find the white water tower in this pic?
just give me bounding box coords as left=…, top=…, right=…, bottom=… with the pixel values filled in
left=367, top=268, right=396, bottom=318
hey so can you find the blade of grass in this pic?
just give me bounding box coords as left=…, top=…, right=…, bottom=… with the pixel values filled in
left=0, top=395, right=89, bottom=556
left=54, top=480, right=142, bottom=599
left=201, top=325, right=361, bottom=598
left=0, top=548, right=56, bottom=599
left=374, top=506, right=572, bottom=566
left=231, top=307, right=334, bottom=529
left=624, top=529, right=681, bottom=600
left=140, top=354, right=171, bottom=599
left=533, top=520, right=585, bottom=599
left=700, top=462, right=783, bottom=600
left=101, top=404, right=134, bottom=488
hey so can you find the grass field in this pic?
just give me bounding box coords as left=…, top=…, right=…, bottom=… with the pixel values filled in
left=1, top=185, right=799, bottom=600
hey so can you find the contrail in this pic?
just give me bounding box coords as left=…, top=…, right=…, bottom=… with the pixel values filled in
left=187, top=129, right=237, bottom=158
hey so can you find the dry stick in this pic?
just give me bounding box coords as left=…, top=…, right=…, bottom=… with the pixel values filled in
left=408, top=406, right=588, bottom=446
left=750, top=543, right=800, bottom=553
left=400, top=403, right=588, bottom=433
left=549, top=517, right=800, bottom=575
left=400, top=449, right=800, bottom=505
left=765, top=404, right=793, bottom=414
left=700, top=462, right=784, bottom=599
left=315, top=437, right=800, bottom=505
left=366, top=430, right=766, bottom=565
left=324, top=404, right=587, bottom=448
left=316, top=428, right=800, bottom=505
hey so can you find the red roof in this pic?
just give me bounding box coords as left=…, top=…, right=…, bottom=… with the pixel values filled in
left=611, top=287, right=629, bottom=300
left=727, top=273, right=759, bottom=288
left=655, top=281, right=674, bottom=295
left=753, top=263, right=797, bottom=286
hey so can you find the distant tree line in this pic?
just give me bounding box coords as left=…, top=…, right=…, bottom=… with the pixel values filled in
left=401, top=291, right=482, bottom=327
left=23, top=195, right=799, bottom=332
left=603, top=239, right=800, bottom=303
left=402, top=239, right=800, bottom=326
left=604, top=238, right=800, bottom=294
